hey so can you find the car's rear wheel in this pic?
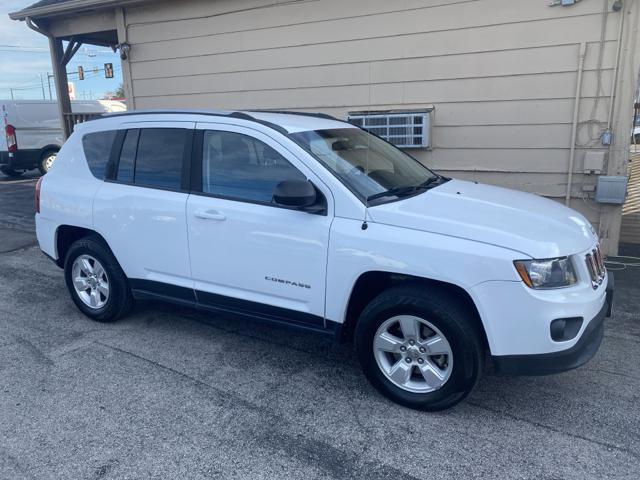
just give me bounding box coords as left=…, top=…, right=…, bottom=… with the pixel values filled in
left=64, top=235, right=133, bottom=322
left=0, top=166, right=24, bottom=177
left=355, top=284, right=484, bottom=411
left=38, top=150, right=57, bottom=175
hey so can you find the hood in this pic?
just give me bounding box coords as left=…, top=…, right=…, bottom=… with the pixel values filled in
left=368, top=179, right=597, bottom=258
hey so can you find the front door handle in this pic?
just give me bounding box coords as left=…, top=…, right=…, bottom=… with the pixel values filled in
left=194, top=209, right=227, bottom=221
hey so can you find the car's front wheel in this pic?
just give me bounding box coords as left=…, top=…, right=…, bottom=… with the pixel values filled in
left=355, top=284, right=484, bottom=411
left=64, top=235, right=133, bottom=322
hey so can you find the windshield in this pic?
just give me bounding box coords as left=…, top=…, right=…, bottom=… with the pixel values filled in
left=289, top=128, right=439, bottom=203
left=635, top=116, right=640, bottom=126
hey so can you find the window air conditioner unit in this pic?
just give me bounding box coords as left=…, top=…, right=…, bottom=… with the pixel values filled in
left=347, top=109, right=433, bottom=149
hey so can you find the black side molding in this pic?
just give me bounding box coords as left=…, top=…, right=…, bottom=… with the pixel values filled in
left=129, top=279, right=340, bottom=339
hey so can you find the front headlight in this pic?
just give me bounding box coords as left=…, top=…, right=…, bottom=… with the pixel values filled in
left=514, top=257, right=577, bottom=289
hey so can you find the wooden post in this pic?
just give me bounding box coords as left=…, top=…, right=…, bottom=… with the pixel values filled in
left=115, top=7, right=135, bottom=110
left=48, top=37, right=72, bottom=139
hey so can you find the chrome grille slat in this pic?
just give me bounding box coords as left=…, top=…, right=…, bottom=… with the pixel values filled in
left=585, top=244, right=606, bottom=289
left=593, top=249, right=601, bottom=277
left=595, top=245, right=606, bottom=273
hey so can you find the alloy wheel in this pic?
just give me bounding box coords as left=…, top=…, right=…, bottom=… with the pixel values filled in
left=71, top=254, right=110, bottom=309
left=373, top=315, right=453, bottom=393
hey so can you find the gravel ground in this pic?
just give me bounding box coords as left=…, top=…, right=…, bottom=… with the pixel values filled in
left=0, top=174, right=639, bottom=479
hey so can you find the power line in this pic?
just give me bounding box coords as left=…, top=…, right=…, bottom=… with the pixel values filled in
left=0, top=44, right=48, bottom=48
left=0, top=48, right=116, bottom=55
left=0, top=49, right=51, bottom=53
left=4, top=65, right=122, bottom=92
left=0, top=44, right=113, bottom=52
left=6, top=84, right=43, bottom=91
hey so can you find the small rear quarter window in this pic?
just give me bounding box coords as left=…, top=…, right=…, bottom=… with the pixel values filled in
left=82, top=130, right=117, bottom=179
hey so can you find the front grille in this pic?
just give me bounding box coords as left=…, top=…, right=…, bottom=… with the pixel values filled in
left=585, top=244, right=606, bottom=289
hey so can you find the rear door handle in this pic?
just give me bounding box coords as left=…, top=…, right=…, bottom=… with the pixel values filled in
left=194, top=209, right=227, bottom=221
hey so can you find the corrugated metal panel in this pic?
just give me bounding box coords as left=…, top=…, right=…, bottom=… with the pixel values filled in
left=621, top=152, right=640, bottom=244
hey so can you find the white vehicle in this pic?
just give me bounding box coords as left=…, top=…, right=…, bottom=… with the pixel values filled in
left=35, top=110, right=614, bottom=410
left=1, top=100, right=126, bottom=177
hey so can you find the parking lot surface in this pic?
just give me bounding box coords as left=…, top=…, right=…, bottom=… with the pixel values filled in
left=1, top=173, right=639, bottom=479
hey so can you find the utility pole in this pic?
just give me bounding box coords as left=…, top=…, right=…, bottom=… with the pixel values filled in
left=46, top=72, right=53, bottom=100
left=40, top=74, right=46, bottom=100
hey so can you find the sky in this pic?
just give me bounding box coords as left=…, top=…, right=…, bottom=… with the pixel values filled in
left=0, top=0, right=123, bottom=101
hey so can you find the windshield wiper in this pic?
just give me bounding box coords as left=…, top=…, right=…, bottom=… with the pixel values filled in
left=366, top=176, right=445, bottom=202
left=419, top=176, right=444, bottom=188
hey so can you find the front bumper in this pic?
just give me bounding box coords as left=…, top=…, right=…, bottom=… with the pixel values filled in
left=492, top=272, right=614, bottom=375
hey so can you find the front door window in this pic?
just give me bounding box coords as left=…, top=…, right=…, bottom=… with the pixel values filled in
left=202, top=130, right=306, bottom=203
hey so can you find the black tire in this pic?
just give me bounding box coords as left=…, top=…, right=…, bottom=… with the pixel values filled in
left=0, top=166, right=24, bottom=177
left=38, top=150, right=57, bottom=175
left=355, top=283, right=484, bottom=411
left=64, top=235, right=133, bottom=322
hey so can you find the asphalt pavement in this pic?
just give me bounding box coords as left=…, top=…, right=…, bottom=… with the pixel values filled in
left=0, top=171, right=639, bottom=479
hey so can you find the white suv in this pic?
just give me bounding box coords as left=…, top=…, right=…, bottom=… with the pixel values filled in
left=35, top=110, right=614, bottom=410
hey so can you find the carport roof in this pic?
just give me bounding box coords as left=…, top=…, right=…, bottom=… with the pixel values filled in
left=9, top=0, right=151, bottom=21
left=23, top=0, right=70, bottom=8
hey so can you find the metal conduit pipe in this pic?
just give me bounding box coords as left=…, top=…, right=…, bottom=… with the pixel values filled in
left=566, top=42, right=587, bottom=206
left=607, top=2, right=627, bottom=131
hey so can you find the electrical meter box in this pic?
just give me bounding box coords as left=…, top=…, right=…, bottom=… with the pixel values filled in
left=595, top=176, right=628, bottom=204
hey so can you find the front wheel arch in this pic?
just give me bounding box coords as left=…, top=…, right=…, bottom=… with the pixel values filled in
left=342, top=271, right=489, bottom=350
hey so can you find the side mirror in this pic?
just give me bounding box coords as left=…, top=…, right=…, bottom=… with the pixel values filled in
left=273, top=180, right=317, bottom=208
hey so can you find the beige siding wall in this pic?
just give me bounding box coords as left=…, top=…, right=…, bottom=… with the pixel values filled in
left=120, top=0, right=640, bottom=251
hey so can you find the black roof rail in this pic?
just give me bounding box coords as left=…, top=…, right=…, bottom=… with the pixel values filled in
left=87, top=109, right=290, bottom=136
left=228, top=111, right=289, bottom=136
left=97, top=109, right=232, bottom=119
left=250, top=109, right=342, bottom=122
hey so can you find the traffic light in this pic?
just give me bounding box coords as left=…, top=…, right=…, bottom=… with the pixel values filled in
left=104, top=63, right=114, bottom=79
left=77, top=66, right=84, bottom=80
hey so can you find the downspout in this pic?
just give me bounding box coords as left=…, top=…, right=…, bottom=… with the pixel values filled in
left=25, top=16, right=48, bottom=38
left=606, top=3, right=626, bottom=133
left=566, top=42, right=587, bottom=206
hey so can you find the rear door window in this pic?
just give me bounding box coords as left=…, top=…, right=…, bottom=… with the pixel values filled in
left=133, top=128, right=188, bottom=190
left=82, top=130, right=117, bottom=179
